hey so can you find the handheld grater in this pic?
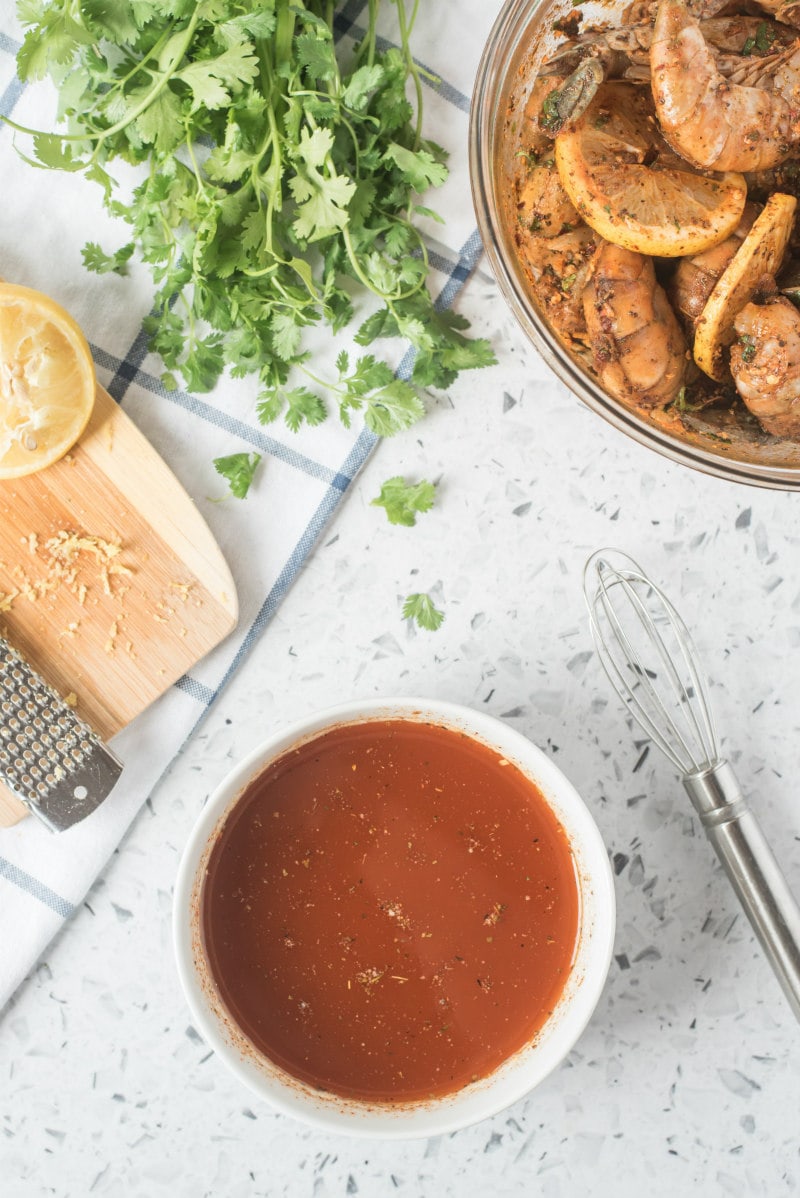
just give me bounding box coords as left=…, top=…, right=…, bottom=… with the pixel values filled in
left=0, top=636, right=123, bottom=832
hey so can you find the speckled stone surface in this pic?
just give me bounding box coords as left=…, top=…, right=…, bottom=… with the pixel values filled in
left=2, top=264, right=799, bottom=1196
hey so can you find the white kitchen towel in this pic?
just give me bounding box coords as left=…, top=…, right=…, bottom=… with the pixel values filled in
left=0, top=0, right=502, bottom=1008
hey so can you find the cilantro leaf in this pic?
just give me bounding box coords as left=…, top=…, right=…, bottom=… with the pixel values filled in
left=343, top=64, right=384, bottom=111
left=402, top=591, right=445, bottom=631
left=81, top=0, right=140, bottom=42
left=31, top=132, right=82, bottom=171
left=179, top=43, right=260, bottom=112
left=82, top=241, right=135, bottom=275
left=256, top=393, right=283, bottom=425
left=16, top=11, right=92, bottom=81
left=284, top=387, right=327, bottom=432
left=355, top=307, right=400, bottom=346
left=133, top=87, right=183, bottom=153
left=296, top=30, right=336, bottom=81
left=256, top=387, right=327, bottom=431
left=383, top=143, right=448, bottom=192
left=218, top=10, right=276, bottom=46
left=362, top=381, right=425, bottom=436
left=213, top=451, right=262, bottom=499
left=182, top=338, right=225, bottom=393
left=372, top=476, right=436, bottom=526
left=289, top=127, right=356, bottom=239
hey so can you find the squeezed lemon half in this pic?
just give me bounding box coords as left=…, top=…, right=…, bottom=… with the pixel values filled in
left=0, top=283, right=96, bottom=480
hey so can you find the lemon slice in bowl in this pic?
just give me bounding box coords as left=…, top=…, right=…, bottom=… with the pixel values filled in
left=0, top=283, right=96, bottom=480
left=554, top=82, right=747, bottom=258
left=693, top=193, right=797, bottom=381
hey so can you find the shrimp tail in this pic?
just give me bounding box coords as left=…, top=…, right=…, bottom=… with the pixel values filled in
left=539, top=59, right=606, bottom=135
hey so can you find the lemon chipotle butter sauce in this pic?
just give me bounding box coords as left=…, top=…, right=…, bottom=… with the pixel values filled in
left=200, top=719, right=580, bottom=1103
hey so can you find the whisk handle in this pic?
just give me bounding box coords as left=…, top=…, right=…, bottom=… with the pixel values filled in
left=684, top=761, right=800, bottom=1023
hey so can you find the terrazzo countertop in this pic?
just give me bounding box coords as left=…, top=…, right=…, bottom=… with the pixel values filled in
left=2, top=261, right=799, bottom=1196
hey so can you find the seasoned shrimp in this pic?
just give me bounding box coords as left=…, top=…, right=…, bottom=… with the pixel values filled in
left=624, top=0, right=734, bottom=21
left=544, top=13, right=799, bottom=133
left=519, top=227, right=598, bottom=342
left=544, top=14, right=797, bottom=82
left=730, top=296, right=800, bottom=434
left=669, top=203, right=758, bottom=330
left=582, top=241, right=687, bottom=407
left=651, top=0, right=800, bottom=171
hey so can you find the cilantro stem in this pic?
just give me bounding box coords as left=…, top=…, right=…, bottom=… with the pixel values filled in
left=254, top=42, right=285, bottom=250
left=183, top=123, right=207, bottom=197
left=274, top=0, right=297, bottom=74
left=395, top=0, right=423, bottom=148
left=103, top=26, right=176, bottom=99
left=363, top=0, right=380, bottom=67
left=342, top=226, right=424, bottom=302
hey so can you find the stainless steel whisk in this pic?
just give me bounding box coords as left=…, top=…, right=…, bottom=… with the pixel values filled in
left=584, top=548, right=800, bottom=1021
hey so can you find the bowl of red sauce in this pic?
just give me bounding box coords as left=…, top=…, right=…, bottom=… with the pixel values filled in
left=174, top=699, right=615, bottom=1136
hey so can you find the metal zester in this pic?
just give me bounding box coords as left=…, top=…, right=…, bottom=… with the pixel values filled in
left=0, top=636, right=122, bottom=832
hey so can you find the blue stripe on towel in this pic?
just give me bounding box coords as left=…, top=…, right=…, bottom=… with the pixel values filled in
left=0, top=73, right=23, bottom=117
left=0, top=857, right=73, bottom=918
left=174, top=676, right=216, bottom=705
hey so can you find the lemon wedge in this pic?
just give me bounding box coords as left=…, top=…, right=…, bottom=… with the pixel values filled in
left=0, top=283, right=96, bottom=480
left=693, top=193, right=797, bottom=381
left=554, top=82, right=747, bottom=259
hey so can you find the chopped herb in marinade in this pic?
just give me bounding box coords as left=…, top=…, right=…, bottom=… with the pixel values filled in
left=742, top=21, right=776, bottom=56
left=739, top=334, right=758, bottom=362
left=540, top=89, right=563, bottom=131
left=515, top=148, right=540, bottom=168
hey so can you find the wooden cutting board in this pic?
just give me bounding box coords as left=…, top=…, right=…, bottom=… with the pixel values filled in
left=0, top=384, right=238, bottom=826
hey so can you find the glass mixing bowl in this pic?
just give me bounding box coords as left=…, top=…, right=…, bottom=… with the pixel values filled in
left=469, top=0, right=800, bottom=489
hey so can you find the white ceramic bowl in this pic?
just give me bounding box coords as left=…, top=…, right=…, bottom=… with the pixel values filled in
left=173, top=698, right=615, bottom=1138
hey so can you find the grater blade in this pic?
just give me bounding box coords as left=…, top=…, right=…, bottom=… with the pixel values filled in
left=0, top=637, right=123, bottom=832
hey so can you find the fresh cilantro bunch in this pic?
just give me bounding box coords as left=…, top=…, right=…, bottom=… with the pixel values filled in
left=11, top=0, right=495, bottom=445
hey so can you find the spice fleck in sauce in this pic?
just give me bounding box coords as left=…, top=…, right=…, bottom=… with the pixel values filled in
left=201, top=720, right=580, bottom=1103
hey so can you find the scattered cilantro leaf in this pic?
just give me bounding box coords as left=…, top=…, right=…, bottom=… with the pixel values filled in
left=402, top=591, right=445, bottom=631
left=213, top=451, right=262, bottom=500
left=372, top=476, right=436, bottom=526
left=82, top=241, right=134, bottom=275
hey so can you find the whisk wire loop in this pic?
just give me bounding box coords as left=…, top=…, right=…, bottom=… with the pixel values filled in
left=584, top=550, right=720, bottom=776
left=618, top=572, right=716, bottom=770
left=588, top=588, right=687, bottom=771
